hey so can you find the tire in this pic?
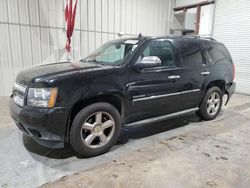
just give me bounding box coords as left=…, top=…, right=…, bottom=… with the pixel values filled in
left=197, top=86, right=223, bottom=121
left=70, top=102, right=121, bottom=157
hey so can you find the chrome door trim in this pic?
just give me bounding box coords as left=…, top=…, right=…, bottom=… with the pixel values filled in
left=168, top=75, right=180, bottom=79
left=124, top=107, right=199, bottom=127
left=201, top=71, right=210, bottom=75
left=133, top=89, right=200, bottom=102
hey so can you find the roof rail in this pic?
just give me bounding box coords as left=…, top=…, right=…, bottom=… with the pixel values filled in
left=194, top=35, right=217, bottom=41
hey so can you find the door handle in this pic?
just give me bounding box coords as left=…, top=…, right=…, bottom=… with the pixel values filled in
left=201, top=71, right=210, bottom=75
left=168, top=75, right=180, bottom=79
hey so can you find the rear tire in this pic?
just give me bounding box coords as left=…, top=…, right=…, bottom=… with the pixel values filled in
left=197, top=87, right=223, bottom=120
left=70, top=102, right=121, bottom=157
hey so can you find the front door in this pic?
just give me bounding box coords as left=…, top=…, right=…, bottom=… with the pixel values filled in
left=125, top=39, right=184, bottom=123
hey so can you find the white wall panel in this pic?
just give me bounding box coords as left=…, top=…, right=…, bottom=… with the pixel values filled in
left=0, top=0, right=8, bottom=22
left=125, top=0, right=132, bottom=34
left=108, top=0, right=115, bottom=33
left=48, top=0, right=56, bottom=27
left=81, top=31, right=89, bottom=57
left=131, top=0, right=138, bottom=34
left=0, top=0, right=175, bottom=96
left=49, top=0, right=64, bottom=28
left=88, top=32, right=95, bottom=53
left=0, top=57, right=4, bottom=96
left=29, top=0, right=40, bottom=26
left=114, top=0, right=121, bottom=33
left=20, top=26, right=33, bottom=68
left=101, top=33, right=109, bottom=44
left=120, top=0, right=126, bottom=33
left=96, top=0, right=102, bottom=31
left=18, top=0, right=30, bottom=24
left=30, top=27, right=42, bottom=65
left=72, top=30, right=81, bottom=60
left=49, top=28, right=63, bottom=62
left=81, top=0, right=88, bottom=30
left=88, top=0, right=95, bottom=31
left=0, top=24, right=14, bottom=95
left=95, top=32, right=102, bottom=50
left=74, top=0, right=81, bottom=30
left=39, top=0, right=50, bottom=27
left=213, top=0, right=250, bottom=95
left=7, top=0, right=19, bottom=23
left=137, top=0, right=143, bottom=34
left=108, top=33, right=115, bottom=41
left=101, top=0, right=108, bottom=32
left=40, top=27, right=51, bottom=62
left=9, top=25, right=23, bottom=79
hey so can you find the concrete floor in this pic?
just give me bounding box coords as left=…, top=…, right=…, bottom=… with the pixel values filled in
left=0, top=94, right=250, bottom=188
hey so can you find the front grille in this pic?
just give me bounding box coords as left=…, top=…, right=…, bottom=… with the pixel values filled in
left=13, top=83, right=27, bottom=107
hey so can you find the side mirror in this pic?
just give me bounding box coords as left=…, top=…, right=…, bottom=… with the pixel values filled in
left=135, top=56, right=161, bottom=69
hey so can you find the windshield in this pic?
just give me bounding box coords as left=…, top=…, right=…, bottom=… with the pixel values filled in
left=81, top=39, right=139, bottom=66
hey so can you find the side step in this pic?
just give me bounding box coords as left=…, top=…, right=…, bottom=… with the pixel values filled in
left=124, top=107, right=199, bottom=127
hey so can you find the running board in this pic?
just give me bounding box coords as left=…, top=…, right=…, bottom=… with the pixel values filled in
left=124, top=107, right=199, bottom=127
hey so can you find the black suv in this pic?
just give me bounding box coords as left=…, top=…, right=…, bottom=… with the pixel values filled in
left=9, top=36, right=235, bottom=157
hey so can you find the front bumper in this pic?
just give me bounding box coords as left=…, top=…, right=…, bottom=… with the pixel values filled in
left=9, top=97, right=71, bottom=148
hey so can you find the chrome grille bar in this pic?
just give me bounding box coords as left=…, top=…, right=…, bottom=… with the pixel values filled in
left=13, top=83, right=27, bottom=107
left=14, top=83, right=27, bottom=94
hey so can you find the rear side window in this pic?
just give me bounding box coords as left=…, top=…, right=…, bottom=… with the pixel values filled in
left=179, top=41, right=203, bottom=67
left=204, top=42, right=232, bottom=63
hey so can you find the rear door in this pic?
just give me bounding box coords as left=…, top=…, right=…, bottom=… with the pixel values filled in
left=174, top=39, right=210, bottom=110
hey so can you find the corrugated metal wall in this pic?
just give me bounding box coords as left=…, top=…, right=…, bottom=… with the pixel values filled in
left=212, top=0, right=250, bottom=95
left=0, top=0, right=175, bottom=96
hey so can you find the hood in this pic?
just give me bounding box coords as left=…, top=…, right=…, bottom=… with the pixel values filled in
left=16, top=61, right=104, bottom=85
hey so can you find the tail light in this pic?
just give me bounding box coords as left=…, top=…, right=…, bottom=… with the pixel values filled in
left=232, top=63, right=236, bottom=81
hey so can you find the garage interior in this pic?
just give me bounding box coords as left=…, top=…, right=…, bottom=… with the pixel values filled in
left=0, top=0, right=250, bottom=187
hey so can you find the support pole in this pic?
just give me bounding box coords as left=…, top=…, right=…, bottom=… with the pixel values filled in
left=195, top=5, right=201, bottom=34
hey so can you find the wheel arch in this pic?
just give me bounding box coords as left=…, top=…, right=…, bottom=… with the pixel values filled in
left=199, top=79, right=226, bottom=107
left=205, top=80, right=226, bottom=94
left=66, top=94, right=124, bottom=141
left=70, top=94, right=123, bottom=120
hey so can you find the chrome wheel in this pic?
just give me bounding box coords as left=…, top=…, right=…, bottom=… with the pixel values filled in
left=206, top=92, right=221, bottom=116
left=80, top=111, right=115, bottom=149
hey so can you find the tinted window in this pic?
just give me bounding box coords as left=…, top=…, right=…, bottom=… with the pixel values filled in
left=204, top=43, right=232, bottom=63
left=139, top=40, right=175, bottom=67
left=180, top=41, right=203, bottom=67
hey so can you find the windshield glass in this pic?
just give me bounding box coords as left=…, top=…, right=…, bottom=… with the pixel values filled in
left=82, top=39, right=139, bottom=66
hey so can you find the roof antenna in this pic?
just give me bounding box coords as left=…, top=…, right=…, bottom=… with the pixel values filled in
left=138, top=33, right=142, bottom=38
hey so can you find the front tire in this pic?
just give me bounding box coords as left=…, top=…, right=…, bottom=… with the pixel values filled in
left=70, top=102, right=121, bottom=157
left=197, top=86, right=223, bottom=120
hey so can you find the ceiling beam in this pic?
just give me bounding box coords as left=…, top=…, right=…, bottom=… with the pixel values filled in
left=173, top=0, right=215, bottom=12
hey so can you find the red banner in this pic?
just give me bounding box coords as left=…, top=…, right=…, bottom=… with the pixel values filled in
left=65, top=0, right=78, bottom=53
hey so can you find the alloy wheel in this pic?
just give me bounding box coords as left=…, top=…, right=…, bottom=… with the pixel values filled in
left=80, top=111, right=115, bottom=149
left=206, top=92, right=221, bottom=116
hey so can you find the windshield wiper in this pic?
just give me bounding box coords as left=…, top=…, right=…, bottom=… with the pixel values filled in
left=79, top=59, right=107, bottom=66
left=80, top=59, right=96, bottom=63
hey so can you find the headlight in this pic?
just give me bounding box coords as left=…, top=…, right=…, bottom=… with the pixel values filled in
left=27, top=88, right=58, bottom=108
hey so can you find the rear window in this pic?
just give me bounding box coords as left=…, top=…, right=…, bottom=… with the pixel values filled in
left=204, top=42, right=232, bottom=63
left=179, top=41, right=203, bottom=67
